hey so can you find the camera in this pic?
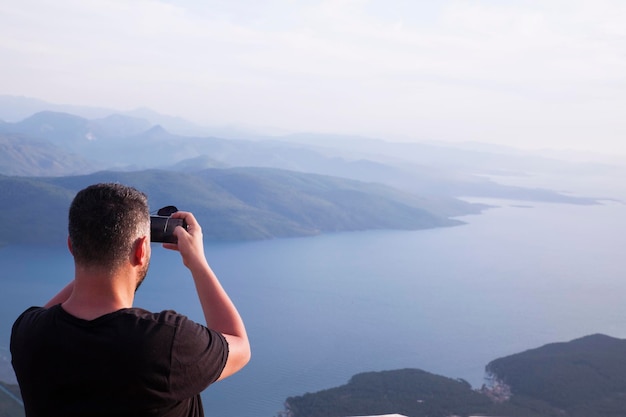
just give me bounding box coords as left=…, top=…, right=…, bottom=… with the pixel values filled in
left=150, top=206, right=187, bottom=243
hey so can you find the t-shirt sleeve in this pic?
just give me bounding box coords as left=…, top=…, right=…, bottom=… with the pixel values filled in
left=168, top=314, right=229, bottom=399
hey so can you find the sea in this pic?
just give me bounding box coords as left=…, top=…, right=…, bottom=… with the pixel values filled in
left=1, top=171, right=626, bottom=417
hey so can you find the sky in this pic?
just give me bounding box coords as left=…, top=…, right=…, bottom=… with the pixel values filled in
left=1, top=0, right=625, bottom=154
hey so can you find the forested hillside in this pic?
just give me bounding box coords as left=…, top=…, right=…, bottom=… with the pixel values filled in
left=486, top=334, right=626, bottom=416
left=0, top=168, right=477, bottom=245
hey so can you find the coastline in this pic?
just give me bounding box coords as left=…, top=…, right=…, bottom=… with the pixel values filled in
left=0, top=348, right=17, bottom=385
left=0, top=381, right=23, bottom=407
left=0, top=351, right=24, bottom=414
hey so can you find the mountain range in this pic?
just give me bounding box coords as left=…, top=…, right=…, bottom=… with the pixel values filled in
left=0, top=95, right=606, bottom=245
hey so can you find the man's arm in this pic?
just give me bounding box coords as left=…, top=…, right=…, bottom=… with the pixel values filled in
left=166, top=212, right=251, bottom=381
left=44, top=280, right=75, bottom=308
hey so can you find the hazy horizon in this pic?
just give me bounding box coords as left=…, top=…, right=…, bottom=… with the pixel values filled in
left=1, top=1, right=625, bottom=155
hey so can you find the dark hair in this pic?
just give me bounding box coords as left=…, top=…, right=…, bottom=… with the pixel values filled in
left=68, top=183, right=149, bottom=268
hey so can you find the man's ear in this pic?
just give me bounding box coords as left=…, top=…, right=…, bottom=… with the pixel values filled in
left=67, top=236, right=73, bottom=255
left=133, top=236, right=150, bottom=266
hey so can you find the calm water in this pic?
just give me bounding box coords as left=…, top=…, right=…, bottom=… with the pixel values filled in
left=2, top=189, right=626, bottom=416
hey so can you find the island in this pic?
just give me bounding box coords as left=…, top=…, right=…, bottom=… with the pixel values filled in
left=282, top=334, right=626, bottom=417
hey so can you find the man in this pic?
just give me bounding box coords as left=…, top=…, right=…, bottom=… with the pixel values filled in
left=10, top=183, right=250, bottom=417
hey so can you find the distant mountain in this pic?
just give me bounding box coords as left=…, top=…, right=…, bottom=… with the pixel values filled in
left=0, top=111, right=160, bottom=174
left=0, top=168, right=476, bottom=245
left=284, top=334, right=626, bottom=417
left=0, top=111, right=151, bottom=149
left=0, top=110, right=603, bottom=206
left=0, top=95, right=116, bottom=121
left=0, top=95, right=257, bottom=139
left=0, top=132, right=98, bottom=176
left=122, top=107, right=259, bottom=139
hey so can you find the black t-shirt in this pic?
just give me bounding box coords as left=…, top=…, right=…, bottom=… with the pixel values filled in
left=10, top=305, right=228, bottom=417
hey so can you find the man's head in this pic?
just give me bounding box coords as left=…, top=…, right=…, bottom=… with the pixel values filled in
left=68, top=183, right=150, bottom=276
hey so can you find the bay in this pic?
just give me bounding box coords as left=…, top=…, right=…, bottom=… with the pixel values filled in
left=2, top=189, right=626, bottom=417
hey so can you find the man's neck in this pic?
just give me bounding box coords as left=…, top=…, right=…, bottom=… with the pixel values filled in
left=61, top=265, right=137, bottom=321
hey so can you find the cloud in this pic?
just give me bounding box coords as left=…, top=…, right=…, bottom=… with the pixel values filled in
left=0, top=0, right=625, bottom=152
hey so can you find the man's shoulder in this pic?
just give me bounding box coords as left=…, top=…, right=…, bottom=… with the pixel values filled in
left=19, top=305, right=46, bottom=316
left=122, top=308, right=223, bottom=350
left=13, top=305, right=54, bottom=326
left=123, top=308, right=198, bottom=328
left=11, top=305, right=60, bottom=347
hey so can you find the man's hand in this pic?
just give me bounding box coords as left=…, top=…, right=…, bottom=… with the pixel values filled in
left=163, top=211, right=208, bottom=270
